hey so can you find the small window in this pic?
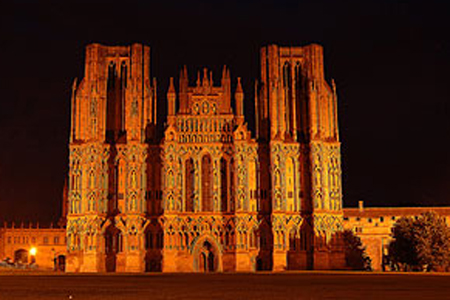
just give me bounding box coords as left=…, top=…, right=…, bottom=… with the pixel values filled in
left=391, top=216, right=396, bottom=221
left=356, top=217, right=360, bottom=221
left=380, top=217, right=384, bottom=222
left=32, top=237, right=36, bottom=244
left=343, top=217, right=349, bottom=221
left=7, top=237, right=11, bottom=244
left=43, top=237, right=49, bottom=245
left=54, top=237, right=59, bottom=245
left=368, top=218, right=372, bottom=223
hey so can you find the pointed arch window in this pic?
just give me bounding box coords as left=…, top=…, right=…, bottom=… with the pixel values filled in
left=201, top=155, right=213, bottom=212
left=295, top=63, right=308, bottom=139
left=185, top=158, right=195, bottom=212
left=120, top=61, right=127, bottom=88
left=220, top=158, right=228, bottom=212
left=229, top=158, right=235, bottom=212
left=283, top=62, right=294, bottom=136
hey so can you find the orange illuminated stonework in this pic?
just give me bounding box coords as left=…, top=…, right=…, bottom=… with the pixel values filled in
left=65, top=43, right=345, bottom=272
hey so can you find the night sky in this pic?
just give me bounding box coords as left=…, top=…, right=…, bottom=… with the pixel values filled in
left=1, top=0, right=450, bottom=224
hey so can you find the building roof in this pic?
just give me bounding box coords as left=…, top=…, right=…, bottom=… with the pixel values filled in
left=343, top=206, right=450, bottom=218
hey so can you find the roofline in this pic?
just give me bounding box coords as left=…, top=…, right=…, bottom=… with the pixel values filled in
left=344, top=206, right=450, bottom=211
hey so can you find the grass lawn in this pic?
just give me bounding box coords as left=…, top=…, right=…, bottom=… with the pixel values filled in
left=0, top=271, right=449, bottom=300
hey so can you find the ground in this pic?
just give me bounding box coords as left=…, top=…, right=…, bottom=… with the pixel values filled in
left=0, top=272, right=449, bottom=300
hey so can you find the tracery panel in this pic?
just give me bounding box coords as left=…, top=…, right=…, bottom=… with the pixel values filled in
left=201, top=154, right=213, bottom=212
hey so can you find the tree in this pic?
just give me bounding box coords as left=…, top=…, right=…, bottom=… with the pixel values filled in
left=388, top=212, right=450, bottom=271
left=342, top=230, right=372, bottom=271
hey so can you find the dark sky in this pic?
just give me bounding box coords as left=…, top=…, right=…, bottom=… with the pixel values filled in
left=1, top=0, right=450, bottom=224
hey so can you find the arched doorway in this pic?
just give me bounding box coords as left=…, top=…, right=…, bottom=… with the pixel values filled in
left=198, top=241, right=216, bottom=272
left=192, top=237, right=222, bottom=272
left=14, top=249, right=28, bottom=264
left=105, top=225, right=122, bottom=272
left=56, top=255, right=66, bottom=271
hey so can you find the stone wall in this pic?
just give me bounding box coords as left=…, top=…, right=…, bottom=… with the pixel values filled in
left=0, top=223, right=66, bottom=270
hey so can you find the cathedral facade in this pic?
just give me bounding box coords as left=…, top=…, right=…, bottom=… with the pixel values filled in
left=65, top=43, right=344, bottom=273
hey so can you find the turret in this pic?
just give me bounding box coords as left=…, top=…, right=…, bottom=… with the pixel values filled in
left=221, top=65, right=231, bottom=113
left=235, top=77, right=244, bottom=117
left=167, top=77, right=176, bottom=117
left=179, top=66, right=188, bottom=113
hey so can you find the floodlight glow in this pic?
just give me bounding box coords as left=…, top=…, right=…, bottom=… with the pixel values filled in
left=29, top=247, right=37, bottom=256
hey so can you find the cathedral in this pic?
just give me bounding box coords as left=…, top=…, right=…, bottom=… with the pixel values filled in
left=65, top=43, right=344, bottom=272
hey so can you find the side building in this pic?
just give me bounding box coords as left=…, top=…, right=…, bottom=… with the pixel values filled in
left=0, top=223, right=66, bottom=270
left=343, top=202, right=450, bottom=271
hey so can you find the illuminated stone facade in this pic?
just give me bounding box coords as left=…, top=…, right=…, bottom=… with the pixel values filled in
left=64, top=43, right=344, bottom=272
left=3, top=44, right=450, bottom=273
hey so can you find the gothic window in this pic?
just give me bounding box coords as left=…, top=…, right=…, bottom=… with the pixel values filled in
left=295, top=63, right=303, bottom=94
left=295, top=63, right=308, bottom=138
left=283, top=62, right=293, bottom=136
left=229, top=158, right=235, bottom=212
left=120, top=61, right=127, bottom=88
left=106, top=61, right=123, bottom=140
left=185, top=158, right=195, bottom=212
left=220, top=158, right=228, bottom=212
left=201, top=154, right=213, bottom=212
left=107, top=62, right=117, bottom=88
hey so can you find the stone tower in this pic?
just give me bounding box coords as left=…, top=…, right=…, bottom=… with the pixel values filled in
left=258, top=44, right=343, bottom=270
left=66, top=43, right=344, bottom=273
left=66, top=44, right=156, bottom=272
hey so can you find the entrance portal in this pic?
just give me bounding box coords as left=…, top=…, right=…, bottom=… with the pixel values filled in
left=56, top=255, right=66, bottom=271
left=198, top=241, right=216, bottom=272
left=14, top=249, right=28, bottom=264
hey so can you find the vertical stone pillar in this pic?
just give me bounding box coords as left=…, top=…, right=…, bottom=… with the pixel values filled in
left=272, top=214, right=287, bottom=271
